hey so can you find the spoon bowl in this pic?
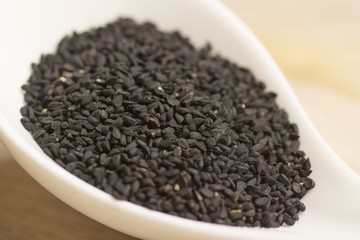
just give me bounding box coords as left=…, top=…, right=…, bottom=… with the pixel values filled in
left=1, top=0, right=360, bottom=239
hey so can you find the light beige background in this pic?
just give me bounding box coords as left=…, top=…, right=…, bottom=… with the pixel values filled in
left=0, top=1, right=359, bottom=239
left=222, top=0, right=360, bottom=173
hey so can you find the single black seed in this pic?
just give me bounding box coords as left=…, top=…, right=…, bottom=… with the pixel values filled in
left=173, top=146, right=182, bottom=157
left=199, top=188, right=213, bottom=198
left=292, top=182, right=301, bottom=194
left=254, top=197, right=271, bottom=207
left=38, top=116, right=54, bottom=125
left=88, top=116, right=99, bottom=126
left=148, top=117, right=160, bottom=128
left=206, top=137, right=217, bottom=148
left=174, top=113, right=184, bottom=123
left=112, top=127, right=121, bottom=140
left=189, top=132, right=202, bottom=140
left=167, top=97, right=180, bottom=107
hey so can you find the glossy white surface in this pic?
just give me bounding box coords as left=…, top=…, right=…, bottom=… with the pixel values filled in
left=0, top=0, right=360, bottom=239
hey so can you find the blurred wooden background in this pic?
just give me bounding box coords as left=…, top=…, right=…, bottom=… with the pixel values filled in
left=222, top=0, right=360, bottom=173
left=0, top=0, right=359, bottom=239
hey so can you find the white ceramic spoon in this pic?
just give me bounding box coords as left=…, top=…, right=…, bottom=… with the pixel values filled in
left=1, top=0, right=360, bottom=239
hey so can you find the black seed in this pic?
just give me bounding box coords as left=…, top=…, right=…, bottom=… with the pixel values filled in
left=85, top=102, right=98, bottom=111
left=303, top=178, right=315, bottom=189
left=284, top=213, right=296, bottom=226
left=254, top=197, right=271, bottom=207
left=148, top=117, right=160, bottom=128
left=123, top=116, right=139, bottom=126
left=173, top=146, right=182, bottom=157
left=167, top=97, right=180, bottom=107
left=189, top=132, right=202, bottom=140
left=115, top=180, right=130, bottom=196
left=112, top=127, right=121, bottom=140
left=178, top=171, right=192, bottom=187
left=154, top=86, right=165, bottom=96
left=174, top=113, right=184, bottom=123
left=21, top=18, right=314, bottom=228
left=199, top=188, right=213, bottom=198
left=112, top=95, right=123, bottom=108
left=38, top=116, right=54, bottom=125
left=298, top=202, right=306, bottom=212
left=292, top=182, right=301, bottom=194
left=80, top=95, right=92, bottom=106
left=32, top=129, right=46, bottom=139
left=162, top=200, right=173, bottom=212
left=137, top=139, right=151, bottom=156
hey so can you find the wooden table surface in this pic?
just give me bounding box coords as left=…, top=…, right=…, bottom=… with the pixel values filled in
left=1, top=1, right=359, bottom=239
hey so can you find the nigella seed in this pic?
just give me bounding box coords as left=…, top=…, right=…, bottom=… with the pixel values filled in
left=292, top=182, right=301, bottom=194
left=123, top=116, right=139, bottom=126
left=303, top=178, right=315, bottom=189
left=112, top=128, right=121, bottom=140
left=199, top=188, right=213, bottom=198
left=148, top=117, right=160, bottom=128
left=38, top=116, right=54, bottom=125
left=167, top=97, right=180, bottom=107
left=173, top=146, right=182, bottom=157
left=283, top=213, right=295, bottom=226
left=137, top=139, right=151, bottom=156
left=88, top=116, right=99, bottom=126
left=20, top=106, right=28, bottom=116
left=189, top=132, right=202, bottom=140
left=32, top=129, right=46, bottom=139
left=174, top=113, right=184, bottom=123
left=254, top=197, right=271, bottom=207
left=21, top=18, right=313, bottom=228
left=80, top=95, right=92, bottom=106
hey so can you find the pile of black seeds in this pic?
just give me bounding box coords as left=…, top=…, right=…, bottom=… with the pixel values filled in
left=20, top=18, right=314, bottom=227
